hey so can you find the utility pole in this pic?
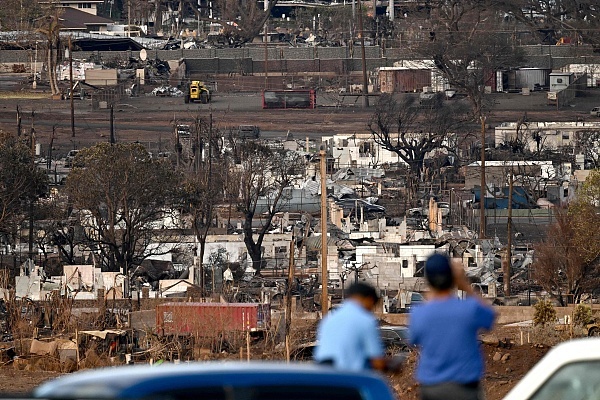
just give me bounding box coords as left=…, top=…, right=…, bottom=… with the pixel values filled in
left=320, top=150, right=328, bottom=316
left=264, top=0, right=269, bottom=89
left=264, top=22, right=269, bottom=89
left=28, top=112, right=36, bottom=264
left=128, top=1, right=131, bottom=38
left=479, top=115, right=486, bottom=239
left=205, top=113, right=213, bottom=295
left=357, top=0, right=369, bottom=108
left=33, top=41, right=38, bottom=89
left=505, top=170, right=513, bottom=297
left=285, top=238, right=295, bottom=362
left=69, top=36, right=75, bottom=137
left=109, top=105, right=115, bottom=144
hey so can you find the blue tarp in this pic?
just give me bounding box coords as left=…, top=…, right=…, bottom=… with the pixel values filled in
left=473, top=187, right=535, bottom=209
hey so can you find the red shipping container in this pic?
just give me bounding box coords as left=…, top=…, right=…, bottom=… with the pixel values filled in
left=393, top=69, right=431, bottom=93
left=156, top=303, right=271, bottom=336
left=262, top=89, right=316, bottom=109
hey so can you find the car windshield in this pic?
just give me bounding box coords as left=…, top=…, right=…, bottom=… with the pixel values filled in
left=530, top=360, right=600, bottom=400
left=382, top=327, right=409, bottom=339
left=411, top=293, right=424, bottom=302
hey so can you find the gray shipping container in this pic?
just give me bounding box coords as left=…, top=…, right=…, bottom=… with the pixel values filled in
left=514, top=68, right=550, bottom=90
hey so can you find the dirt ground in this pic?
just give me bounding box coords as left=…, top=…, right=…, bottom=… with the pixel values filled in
left=0, top=327, right=551, bottom=399
left=0, top=368, right=61, bottom=394
left=389, top=340, right=550, bottom=400
left=1, top=73, right=600, bottom=157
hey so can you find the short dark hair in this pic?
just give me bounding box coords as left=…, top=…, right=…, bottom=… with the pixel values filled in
left=346, top=282, right=380, bottom=303
left=425, top=253, right=454, bottom=290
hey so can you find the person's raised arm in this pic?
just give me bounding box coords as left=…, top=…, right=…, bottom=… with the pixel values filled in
left=452, top=259, right=496, bottom=330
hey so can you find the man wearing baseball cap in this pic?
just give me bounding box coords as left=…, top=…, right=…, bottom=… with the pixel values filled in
left=409, top=253, right=496, bottom=400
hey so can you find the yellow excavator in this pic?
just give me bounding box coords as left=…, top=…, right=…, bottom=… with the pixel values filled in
left=184, top=81, right=211, bottom=104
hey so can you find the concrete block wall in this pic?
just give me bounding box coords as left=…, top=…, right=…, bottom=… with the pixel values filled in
left=185, top=58, right=254, bottom=74
left=215, top=48, right=249, bottom=59
left=0, top=50, right=33, bottom=63
left=521, top=45, right=595, bottom=58
left=319, top=59, right=347, bottom=74
left=283, top=47, right=314, bottom=59
left=3, top=44, right=600, bottom=79
left=287, top=59, right=320, bottom=74
left=316, top=47, right=349, bottom=59
left=379, top=304, right=599, bottom=327
left=218, top=58, right=247, bottom=73
left=0, top=44, right=596, bottom=64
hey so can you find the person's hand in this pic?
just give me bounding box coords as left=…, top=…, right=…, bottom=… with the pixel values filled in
left=451, top=259, right=473, bottom=295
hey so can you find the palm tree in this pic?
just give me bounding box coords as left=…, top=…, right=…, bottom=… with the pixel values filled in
left=36, top=8, right=62, bottom=96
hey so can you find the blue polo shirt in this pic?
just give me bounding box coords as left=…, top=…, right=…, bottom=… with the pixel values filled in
left=314, top=299, right=384, bottom=371
left=409, top=296, right=495, bottom=385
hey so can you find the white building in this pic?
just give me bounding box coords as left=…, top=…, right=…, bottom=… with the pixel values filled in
left=347, top=243, right=448, bottom=290
left=322, top=133, right=404, bottom=168
left=40, top=0, right=104, bottom=15
left=494, top=121, right=600, bottom=151
left=549, top=72, right=574, bottom=92
left=200, top=233, right=293, bottom=267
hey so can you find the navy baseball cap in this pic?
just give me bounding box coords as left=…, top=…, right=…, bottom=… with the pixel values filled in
left=425, top=253, right=454, bottom=290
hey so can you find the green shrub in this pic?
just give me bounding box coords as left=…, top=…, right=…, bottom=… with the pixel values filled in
left=534, top=299, right=557, bottom=326
left=574, top=304, right=593, bottom=327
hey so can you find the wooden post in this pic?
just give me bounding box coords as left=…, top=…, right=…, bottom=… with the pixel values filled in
left=246, top=331, right=250, bottom=362
left=320, top=150, right=328, bottom=316
left=520, top=330, right=523, bottom=345
left=75, top=329, right=80, bottom=367
left=479, top=115, right=486, bottom=239
left=285, top=239, right=295, bottom=362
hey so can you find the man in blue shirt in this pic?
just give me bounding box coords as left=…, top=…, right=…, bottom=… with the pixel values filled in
left=314, top=282, right=386, bottom=371
left=410, top=253, right=496, bottom=400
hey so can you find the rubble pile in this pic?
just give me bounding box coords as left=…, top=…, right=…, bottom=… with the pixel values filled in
left=150, top=85, right=184, bottom=97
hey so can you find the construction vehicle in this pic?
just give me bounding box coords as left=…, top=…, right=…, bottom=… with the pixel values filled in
left=184, top=81, right=211, bottom=104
